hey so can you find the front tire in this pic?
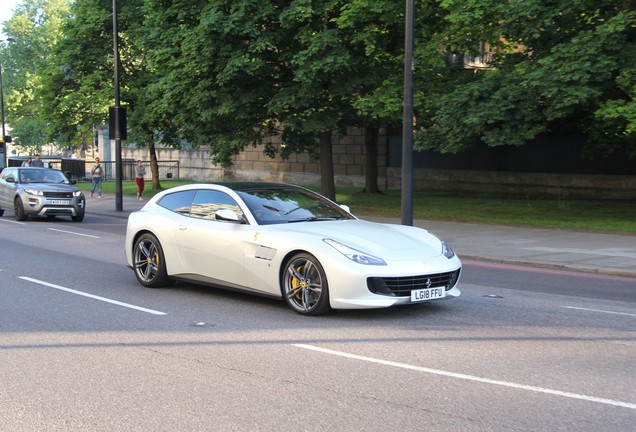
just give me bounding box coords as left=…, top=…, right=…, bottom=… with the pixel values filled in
left=14, top=198, right=28, bottom=221
left=282, top=253, right=331, bottom=316
left=71, top=213, right=84, bottom=222
left=133, top=233, right=170, bottom=288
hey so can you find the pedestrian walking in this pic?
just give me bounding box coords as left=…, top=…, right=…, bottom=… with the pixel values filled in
left=135, top=159, right=146, bottom=201
left=31, top=155, right=45, bottom=168
left=90, top=157, right=104, bottom=198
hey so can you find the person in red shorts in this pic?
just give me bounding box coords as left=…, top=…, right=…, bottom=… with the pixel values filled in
left=135, top=159, right=146, bottom=201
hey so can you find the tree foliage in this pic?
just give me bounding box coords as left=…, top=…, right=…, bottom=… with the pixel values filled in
left=2, top=0, right=635, bottom=187
left=2, top=0, right=70, bottom=154
left=141, top=0, right=409, bottom=197
left=416, top=0, right=636, bottom=158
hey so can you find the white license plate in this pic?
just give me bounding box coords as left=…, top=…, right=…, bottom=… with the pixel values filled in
left=50, top=200, right=70, bottom=205
left=411, top=287, right=446, bottom=302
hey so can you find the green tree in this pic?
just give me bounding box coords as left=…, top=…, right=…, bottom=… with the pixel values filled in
left=416, top=0, right=636, bottom=159
left=141, top=0, right=282, bottom=163
left=334, top=0, right=448, bottom=193
left=39, top=0, right=110, bottom=154
left=141, top=0, right=427, bottom=199
left=146, top=0, right=347, bottom=196
left=1, top=0, right=70, bottom=155
left=41, top=0, right=164, bottom=188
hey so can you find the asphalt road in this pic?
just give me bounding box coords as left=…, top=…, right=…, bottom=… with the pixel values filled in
left=1, top=214, right=635, bottom=431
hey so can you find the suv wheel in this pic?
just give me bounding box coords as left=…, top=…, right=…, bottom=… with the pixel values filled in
left=14, top=198, right=28, bottom=221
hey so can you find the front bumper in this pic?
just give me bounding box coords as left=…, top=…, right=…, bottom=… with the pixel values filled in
left=23, top=194, right=86, bottom=217
left=326, top=255, right=463, bottom=310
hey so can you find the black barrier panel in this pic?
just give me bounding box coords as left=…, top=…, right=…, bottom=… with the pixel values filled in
left=61, top=159, right=86, bottom=181
left=8, top=157, right=26, bottom=167
left=109, top=106, right=127, bottom=140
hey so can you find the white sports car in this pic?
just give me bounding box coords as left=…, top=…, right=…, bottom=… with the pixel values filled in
left=125, top=183, right=461, bottom=315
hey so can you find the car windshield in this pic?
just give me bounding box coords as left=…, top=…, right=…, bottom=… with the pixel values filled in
left=237, top=187, right=353, bottom=225
left=20, top=169, right=68, bottom=184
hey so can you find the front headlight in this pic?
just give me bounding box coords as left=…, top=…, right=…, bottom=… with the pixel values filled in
left=324, top=239, right=386, bottom=265
left=24, top=188, right=43, bottom=196
left=441, top=241, right=455, bottom=259
left=73, top=190, right=83, bottom=197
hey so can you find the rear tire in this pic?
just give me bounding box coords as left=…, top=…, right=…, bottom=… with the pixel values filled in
left=133, top=233, right=171, bottom=288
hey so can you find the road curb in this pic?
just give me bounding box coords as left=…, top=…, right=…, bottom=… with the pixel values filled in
left=461, top=255, right=636, bottom=279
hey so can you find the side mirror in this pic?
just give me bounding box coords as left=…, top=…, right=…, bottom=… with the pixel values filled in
left=215, top=209, right=245, bottom=224
left=6, top=177, right=15, bottom=183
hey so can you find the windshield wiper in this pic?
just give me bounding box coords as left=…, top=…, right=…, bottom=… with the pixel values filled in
left=262, top=204, right=280, bottom=213
left=288, top=217, right=336, bottom=223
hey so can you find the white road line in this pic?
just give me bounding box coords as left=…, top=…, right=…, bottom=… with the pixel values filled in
left=293, top=344, right=636, bottom=411
left=47, top=228, right=101, bottom=238
left=19, top=276, right=167, bottom=316
left=0, top=219, right=26, bottom=225
left=563, top=306, right=636, bottom=317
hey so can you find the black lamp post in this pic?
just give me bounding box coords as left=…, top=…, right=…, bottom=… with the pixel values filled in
left=111, top=0, right=124, bottom=211
left=0, top=37, right=16, bottom=170
left=401, top=0, right=414, bottom=226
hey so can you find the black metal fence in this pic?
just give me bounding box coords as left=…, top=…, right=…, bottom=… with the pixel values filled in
left=8, top=157, right=86, bottom=180
left=8, top=157, right=180, bottom=182
left=98, top=160, right=180, bottom=182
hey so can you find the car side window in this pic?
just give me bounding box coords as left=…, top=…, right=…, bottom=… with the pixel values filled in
left=1, top=169, right=15, bottom=181
left=157, top=190, right=196, bottom=215
left=190, top=190, right=244, bottom=221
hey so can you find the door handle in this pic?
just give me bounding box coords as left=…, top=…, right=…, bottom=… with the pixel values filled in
left=179, top=225, right=187, bottom=231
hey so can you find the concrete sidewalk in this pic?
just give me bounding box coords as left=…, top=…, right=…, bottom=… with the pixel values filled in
left=87, top=193, right=636, bottom=279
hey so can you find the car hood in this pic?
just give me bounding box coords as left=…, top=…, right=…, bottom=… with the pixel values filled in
left=268, top=219, right=445, bottom=260
left=21, top=183, right=78, bottom=192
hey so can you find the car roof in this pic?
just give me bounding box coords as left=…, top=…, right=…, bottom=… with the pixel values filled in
left=168, top=182, right=305, bottom=192
left=17, top=167, right=59, bottom=171
left=215, top=182, right=303, bottom=192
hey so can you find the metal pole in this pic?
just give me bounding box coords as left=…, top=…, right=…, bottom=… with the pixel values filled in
left=112, top=0, right=123, bottom=211
left=0, top=62, right=6, bottom=170
left=0, top=62, right=6, bottom=137
left=401, top=0, right=414, bottom=226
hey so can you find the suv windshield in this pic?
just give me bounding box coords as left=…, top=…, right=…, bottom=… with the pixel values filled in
left=20, top=169, right=68, bottom=184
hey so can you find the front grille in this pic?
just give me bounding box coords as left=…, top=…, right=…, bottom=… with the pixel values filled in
left=368, top=269, right=461, bottom=297
left=44, top=191, right=74, bottom=199
left=44, top=209, right=73, bottom=215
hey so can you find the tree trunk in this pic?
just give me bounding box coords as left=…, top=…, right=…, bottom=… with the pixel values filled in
left=363, top=126, right=380, bottom=194
left=149, top=141, right=161, bottom=190
left=319, top=131, right=336, bottom=200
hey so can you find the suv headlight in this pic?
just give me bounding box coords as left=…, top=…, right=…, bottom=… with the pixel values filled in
left=24, top=188, right=43, bottom=196
left=73, top=190, right=83, bottom=197
left=324, top=239, right=386, bottom=265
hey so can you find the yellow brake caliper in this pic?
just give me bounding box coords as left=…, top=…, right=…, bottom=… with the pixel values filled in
left=292, top=265, right=305, bottom=299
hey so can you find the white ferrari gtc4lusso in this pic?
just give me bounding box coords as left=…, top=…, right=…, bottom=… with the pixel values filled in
left=125, top=182, right=461, bottom=315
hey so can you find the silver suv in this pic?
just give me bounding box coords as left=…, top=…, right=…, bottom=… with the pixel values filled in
left=0, top=167, right=86, bottom=222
